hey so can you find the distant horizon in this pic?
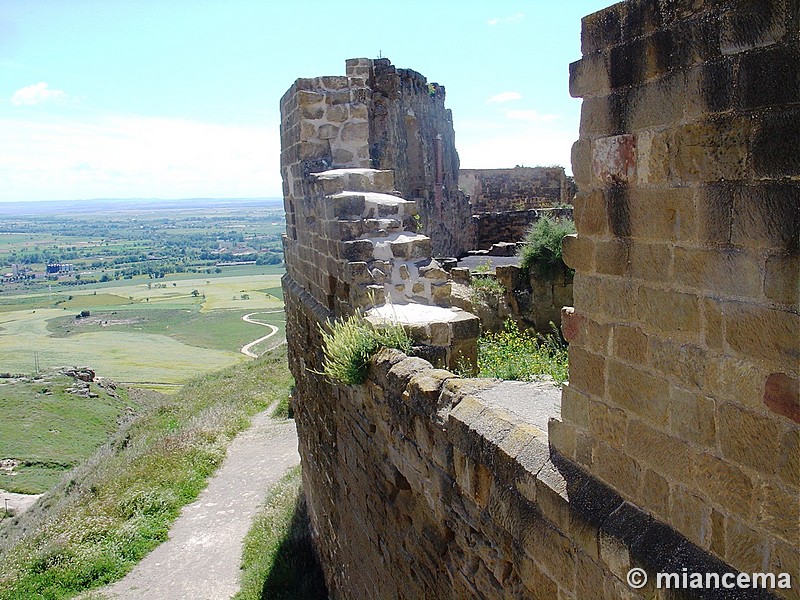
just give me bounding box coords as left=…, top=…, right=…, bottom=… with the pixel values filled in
left=0, top=196, right=285, bottom=217
left=0, top=196, right=284, bottom=204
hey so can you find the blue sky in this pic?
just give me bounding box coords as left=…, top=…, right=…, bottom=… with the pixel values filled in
left=0, top=0, right=611, bottom=203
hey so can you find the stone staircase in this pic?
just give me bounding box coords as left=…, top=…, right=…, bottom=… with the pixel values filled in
left=308, top=167, right=479, bottom=369
left=311, top=168, right=451, bottom=306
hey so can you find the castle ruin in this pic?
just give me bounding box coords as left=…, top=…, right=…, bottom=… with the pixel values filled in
left=280, top=1, right=799, bottom=598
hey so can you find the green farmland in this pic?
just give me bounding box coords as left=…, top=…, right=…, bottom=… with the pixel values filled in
left=0, top=272, right=286, bottom=386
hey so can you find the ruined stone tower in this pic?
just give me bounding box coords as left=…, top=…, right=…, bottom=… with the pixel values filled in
left=279, top=4, right=799, bottom=597
left=279, top=58, right=471, bottom=258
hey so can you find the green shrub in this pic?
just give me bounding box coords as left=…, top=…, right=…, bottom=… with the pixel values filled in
left=470, top=276, right=505, bottom=301
left=320, top=314, right=412, bottom=385
left=476, top=320, right=568, bottom=385
left=518, top=215, right=576, bottom=276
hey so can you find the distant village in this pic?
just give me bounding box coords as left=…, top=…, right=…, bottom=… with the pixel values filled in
left=2, top=262, right=75, bottom=283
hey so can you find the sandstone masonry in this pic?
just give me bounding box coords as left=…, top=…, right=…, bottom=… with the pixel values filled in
left=281, top=5, right=799, bottom=596
left=557, top=0, right=800, bottom=588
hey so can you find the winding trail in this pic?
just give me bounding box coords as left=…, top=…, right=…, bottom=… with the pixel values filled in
left=240, top=311, right=283, bottom=358
left=97, top=409, right=299, bottom=600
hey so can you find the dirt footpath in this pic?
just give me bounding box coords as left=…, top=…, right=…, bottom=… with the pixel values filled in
left=97, top=410, right=299, bottom=600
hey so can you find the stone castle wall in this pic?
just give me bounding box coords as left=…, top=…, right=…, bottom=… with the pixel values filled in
left=462, top=167, right=577, bottom=250
left=460, top=166, right=573, bottom=213
left=280, top=58, right=472, bottom=259
left=559, top=0, right=799, bottom=585
left=280, top=2, right=799, bottom=596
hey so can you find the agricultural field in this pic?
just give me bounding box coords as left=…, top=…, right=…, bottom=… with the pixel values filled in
left=0, top=272, right=286, bottom=386
left=0, top=199, right=289, bottom=388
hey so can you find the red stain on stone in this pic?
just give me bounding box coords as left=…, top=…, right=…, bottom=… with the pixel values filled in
left=561, top=306, right=584, bottom=342
left=592, top=134, right=637, bottom=184
left=764, top=372, right=800, bottom=423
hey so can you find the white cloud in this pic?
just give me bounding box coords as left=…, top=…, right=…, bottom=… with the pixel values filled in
left=506, top=109, right=560, bottom=123
left=487, top=13, right=524, bottom=26
left=0, top=113, right=283, bottom=201
left=11, top=82, right=66, bottom=106
left=486, top=91, right=522, bottom=104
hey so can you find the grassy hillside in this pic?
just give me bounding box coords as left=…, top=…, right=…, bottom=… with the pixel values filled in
left=0, top=346, right=293, bottom=600
left=0, top=372, right=132, bottom=494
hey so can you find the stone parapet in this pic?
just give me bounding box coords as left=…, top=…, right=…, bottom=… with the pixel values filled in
left=290, top=340, right=786, bottom=599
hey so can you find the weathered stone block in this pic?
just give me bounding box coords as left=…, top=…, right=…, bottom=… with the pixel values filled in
left=649, top=337, right=706, bottom=391
left=561, top=234, right=593, bottom=272
left=593, top=442, right=641, bottom=499
left=340, top=239, right=373, bottom=261
left=548, top=419, right=578, bottom=461
left=449, top=312, right=480, bottom=340
left=609, top=37, right=647, bottom=89
left=702, top=296, right=724, bottom=350
left=572, top=274, right=638, bottom=322
left=346, top=261, right=373, bottom=285
left=326, top=104, right=348, bottom=123
left=692, top=452, right=754, bottom=519
left=561, top=384, right=590, bottom=429
left=431, top=282, right=451, bottom=306
left=671, top=116, right=750, bottom=182
left=640, top=469, right=670, bottom=522
left=569, top=52, right=610, bottom=99
left=594, top=239, right=629, bottom=276
left=628, top=242, right=671, bottom=282
left=627, top=419, right=692, bottom=485
left=626, top=187, right=695, bottom=242
left=764, top=372, right=800, bottom=426
left=685, top=57, right=736, bottom=118
left=612, top=324, right=648, bottom=365
left=669, top=387, right=716, bottom=448
left=626, top=71, right=685, bottom=131
left=637, top=287, right=700, bottom=335
left=300, top=103, right=325, bottom=120
left=589, top=400, right=627, bottom=449
left=569, top=346, right=606, bottom=399
left=516, top=550, right=559, bottom=599
left=330, top=194, right=366, bottom=219
left=331, top=147, right=354, bottom=166
left=724, top=517, right=770, bottom=574
left=389, top=236, right=432, bottom=260
left=592, top=134, right=636, bottom=184
left=581, top=5, right=622, bottom=54
left=573, top=189, right=609, bottom=237
left=607, top=360, right=670, bottom=426
left=723, top=301, right=800, bottom=367
left=720, top=0, right=787, bottom=55
left=755, top=480, right=800, bottom=545
left=341, top=121, right=369, bottom=142
left=751, top=109, right=800, bottom=178
left=731, top=183, right=800, bottom=253
left=718, top=402, right=787, bottom=476
left=635, top=128, right=672, bottom=186
left=674, top=247, right=761, bottom=298
left=706, top=355, right=765, bottom=412
left=669, top=485, right=712, bottom=549
left=764, top=255, right=800, bottom=307
left=297, top=90, right=324, bottom=106
left=318, top=123, right=340, bottom=140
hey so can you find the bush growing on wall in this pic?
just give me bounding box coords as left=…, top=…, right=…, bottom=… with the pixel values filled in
left=320, top=314, right=412, bottom=385
left=518, top=216, right=576, bottom=276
